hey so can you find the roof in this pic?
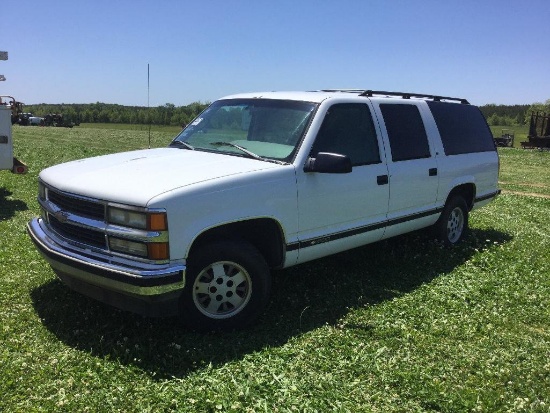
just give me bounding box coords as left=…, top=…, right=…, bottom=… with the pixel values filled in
left=220, top=91, right=336, bottom=103
left=220, top=90, right=470, bottom=105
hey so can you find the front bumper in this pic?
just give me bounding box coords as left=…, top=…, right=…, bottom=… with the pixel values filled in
left=27, top=218, right=186, bottom=316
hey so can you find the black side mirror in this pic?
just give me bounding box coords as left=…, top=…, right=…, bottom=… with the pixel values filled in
left=303, top=152, right=352, bottom=174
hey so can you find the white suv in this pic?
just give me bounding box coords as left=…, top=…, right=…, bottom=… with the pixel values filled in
left=27, top=90, right=500, bottom=330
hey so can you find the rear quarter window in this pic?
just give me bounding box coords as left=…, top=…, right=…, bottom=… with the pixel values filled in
left=427, top=101, right=495, bottom=155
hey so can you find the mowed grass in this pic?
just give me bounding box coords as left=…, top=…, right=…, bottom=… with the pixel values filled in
left=498, top=148, right=550, bottom=197
left=1, top=125, right=549, bottom=412
left=79, top=122, right=184, bottom=134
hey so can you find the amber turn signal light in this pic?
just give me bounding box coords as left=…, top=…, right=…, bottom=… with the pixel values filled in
left=148, top=242, right=169, bottom=260
left=148, top=213, right=168, bottom=231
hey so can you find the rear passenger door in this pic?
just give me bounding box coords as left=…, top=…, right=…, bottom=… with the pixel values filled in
left=371, top=102, right=440, bottom=238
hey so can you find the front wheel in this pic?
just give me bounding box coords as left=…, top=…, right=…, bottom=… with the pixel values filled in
left=435, top=196, right=469, bottom=247
left=179, top=240, right=271, bottom=331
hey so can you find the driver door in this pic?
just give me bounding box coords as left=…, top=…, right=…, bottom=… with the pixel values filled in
left=295, top=102, right=389, bottom=264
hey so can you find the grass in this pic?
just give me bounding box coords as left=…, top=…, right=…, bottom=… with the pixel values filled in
left=1, top=125, right=549, bottom=412
left=498, top=148, right=550, bottom=197
left=78, top=123, right=184, bottom=134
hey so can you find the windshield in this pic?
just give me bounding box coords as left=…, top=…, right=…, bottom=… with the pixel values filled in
left=171, top=99, right=317, bottom=162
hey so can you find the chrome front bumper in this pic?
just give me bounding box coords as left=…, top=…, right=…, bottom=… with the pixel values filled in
left=27, top=218, right=186, bottom=316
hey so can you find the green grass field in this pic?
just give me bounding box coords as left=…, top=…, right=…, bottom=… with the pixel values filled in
left=1, top=125, right=549, bottom=412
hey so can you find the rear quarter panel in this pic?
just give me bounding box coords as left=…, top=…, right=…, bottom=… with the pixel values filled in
left=437, top=151, right=499, bottom=207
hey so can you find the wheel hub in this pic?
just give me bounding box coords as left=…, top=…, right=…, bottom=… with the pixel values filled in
left=192, top=261, right=252, bottom=319
left=447, top=207, right=464, bottom=243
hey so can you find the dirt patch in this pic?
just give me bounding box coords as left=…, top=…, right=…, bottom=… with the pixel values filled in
left=501, top=190, right=550, bottom=199
left=499, top=181, right=550, bottom=189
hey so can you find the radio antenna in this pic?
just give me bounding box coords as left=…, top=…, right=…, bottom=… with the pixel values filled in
left=147, top=63, right=151, bottom=149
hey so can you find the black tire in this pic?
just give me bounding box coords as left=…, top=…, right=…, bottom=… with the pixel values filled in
left=179, top=240, right=271, bottom=331
left=435, top=196, right=469, bottom=247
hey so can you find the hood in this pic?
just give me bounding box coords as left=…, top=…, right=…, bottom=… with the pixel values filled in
left=40, top=148, right=279, bottom=206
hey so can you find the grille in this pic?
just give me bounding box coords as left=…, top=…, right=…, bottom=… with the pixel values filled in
left=48, top=190, right=105, bottom=220
left=48, top=214, right=106, bottom=249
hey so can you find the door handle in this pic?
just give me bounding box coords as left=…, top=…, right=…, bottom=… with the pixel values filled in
left=377, top=175, right=389, bottom=185
left=429, top=168, right=438, bottom=176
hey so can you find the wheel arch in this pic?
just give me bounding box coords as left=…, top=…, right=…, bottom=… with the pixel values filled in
left=444, top=182, right=476, bottom=210
left=188, top=218, right=286, bottom=269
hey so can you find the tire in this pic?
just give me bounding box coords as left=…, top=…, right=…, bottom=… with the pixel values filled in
left=179, top=240, right=271, bottom=331
left=435, top=196, right=469, bottom=247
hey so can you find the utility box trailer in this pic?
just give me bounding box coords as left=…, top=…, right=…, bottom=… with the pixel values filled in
left=1, top=96, right=27, bottom=174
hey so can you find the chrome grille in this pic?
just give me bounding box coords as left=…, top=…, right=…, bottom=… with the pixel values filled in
left=48, top=213, right=106, bottom=249
left=48, top=190, right=105, bottom=220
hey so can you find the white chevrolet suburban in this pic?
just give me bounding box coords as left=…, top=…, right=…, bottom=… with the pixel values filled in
left=27, top=90, right=500, bottom=330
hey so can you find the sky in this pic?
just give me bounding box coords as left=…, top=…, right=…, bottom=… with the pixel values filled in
left=2, top=0, right=549, bottom=107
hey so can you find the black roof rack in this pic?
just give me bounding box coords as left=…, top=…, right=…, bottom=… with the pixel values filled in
left=320, top=89, right=366, bottom=94
left=360, top=90, right=469, bottom=104
left=320, top=89, right=469, bottom=104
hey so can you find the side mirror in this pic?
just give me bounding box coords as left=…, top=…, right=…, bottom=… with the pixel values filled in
left=303, top=152, right=352, bottom=174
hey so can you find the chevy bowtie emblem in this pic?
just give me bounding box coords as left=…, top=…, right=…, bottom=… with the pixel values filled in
left=53, top=210, right=70, bottom=223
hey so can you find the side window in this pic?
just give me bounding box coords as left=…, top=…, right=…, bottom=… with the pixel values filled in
left=380, top=104, right=431, bottom=162
left=310, top=103, right=380, bottom=166
left=427, top=101, right=496, bottom=155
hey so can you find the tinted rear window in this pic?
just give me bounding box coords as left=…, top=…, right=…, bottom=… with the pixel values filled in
left=427, top=101, right=495, bottom=155
left=380, top=104, right=431, bottom=161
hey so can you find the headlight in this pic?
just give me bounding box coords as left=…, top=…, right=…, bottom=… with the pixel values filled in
left=109, top=237, right=148, bottom=257
left=107, top=207, right=167, bottom=231
left=109, top=238, right=169, bottom=260
left=38, top=181, right=46, bottom=201
left=108, top=207, right=147, bottom=229
left=106, top=206, right=169, bottom=260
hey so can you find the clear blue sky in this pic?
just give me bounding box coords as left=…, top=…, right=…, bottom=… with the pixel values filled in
left=2, top=0, right=549, bottom=107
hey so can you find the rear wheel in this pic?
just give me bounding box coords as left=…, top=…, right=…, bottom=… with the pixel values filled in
left=179, top=240, right=271, bottom=331
left=435, top=196, right=469, bottom=247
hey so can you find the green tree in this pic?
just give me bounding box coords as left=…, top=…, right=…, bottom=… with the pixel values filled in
left=524, top=100, right=550, bottom=124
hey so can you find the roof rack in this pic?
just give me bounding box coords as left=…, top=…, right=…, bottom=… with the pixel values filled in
left=320, top=89, right=469, bottom=104
left=360, top=90, right=469, bottom=104
left=320, top=89, right=366, bottom=94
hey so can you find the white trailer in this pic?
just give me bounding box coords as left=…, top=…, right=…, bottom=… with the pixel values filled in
left=0, top=96, right=27, bottom=174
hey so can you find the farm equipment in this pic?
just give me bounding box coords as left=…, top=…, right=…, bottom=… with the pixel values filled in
left=43, top=113, right=79, bottom=128
left=0, top=96, right=28, bottom=174
left=493, top=129, right=515, bottom=147
left=14, top=111, right=32, bottom=125
left=521, top=112, right=550, bottom=149
left=9, top=101, right=26, bottom=124
left=13, top=112, right=80, bottom=128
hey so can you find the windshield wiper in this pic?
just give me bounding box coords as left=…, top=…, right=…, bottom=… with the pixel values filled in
left=210, top=141, right=287, bottom=165
left=169, top=140, right=194, bottom=150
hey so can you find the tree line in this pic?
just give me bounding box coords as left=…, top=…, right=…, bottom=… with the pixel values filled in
left=479, top=100, right=550, bottom=126
left=23, top=102, right=209, bottom=127
left=24, top=99, right=550, bottom=127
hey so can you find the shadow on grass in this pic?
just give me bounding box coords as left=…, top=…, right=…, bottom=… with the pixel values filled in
left=0, top=187, right=28, bottom=220
left=31, top=227, right=512, bottom=380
